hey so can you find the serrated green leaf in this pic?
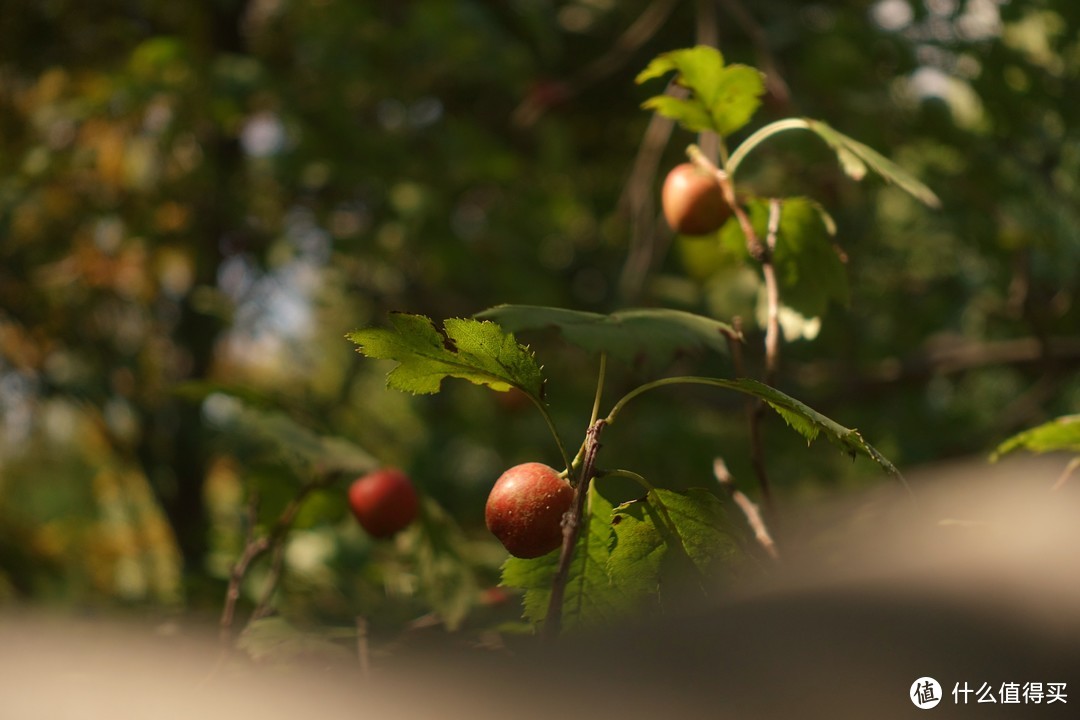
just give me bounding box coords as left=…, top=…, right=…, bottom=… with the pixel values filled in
left=404, top=497, right=480, bottom=631
left=499, top=486, right=623, bottom=630
left=641, top=95, right=715, bottom=134
left=609, top=488, right=738, bottom=607
left=347, top=313, right=544, bottom=398
left=613, top=377, right=900, bottom=477
left=637, top=46, right=764, bottom=138
left=475, top=305, right=735, bottom=367
left=991, top=415, right=1080, bottom=461
left=805, top=119, right=941, bottom=208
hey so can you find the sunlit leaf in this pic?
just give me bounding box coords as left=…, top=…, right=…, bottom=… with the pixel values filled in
left=991, top=415, right=1080, bottom=461
left=637, top=46, right=764, bottom=138
left=347, top=313, right=544, bottom=398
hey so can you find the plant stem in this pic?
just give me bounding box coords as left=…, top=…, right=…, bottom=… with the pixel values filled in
left=687, top=144, right=766, bottom=262
left=746, top=200, right=784, bottom=516
left=543, top=419, right=606, bottom=640
left=597, top=467, right=656, bottom=494
left=527, top=393, right=574, bottom=475
left=589, top=353, right=607, bottom=427
left=713, top=458, right=779, bottom=561
left=726, top=118, right=812, bottom=176
left=219, top=474, right=335, bottom=643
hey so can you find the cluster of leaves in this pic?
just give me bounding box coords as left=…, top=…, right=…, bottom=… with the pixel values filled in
left=636, top=45, right=939, bottom=326
left=348, top=310, right=902, bottom=626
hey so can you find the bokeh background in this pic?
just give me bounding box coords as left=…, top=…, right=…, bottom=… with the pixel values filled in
left=0, top=0, right=1077, bottom=638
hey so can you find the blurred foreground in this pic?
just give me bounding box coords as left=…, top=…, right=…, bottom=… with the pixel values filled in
left=3, top=453, right=1077, bottom=719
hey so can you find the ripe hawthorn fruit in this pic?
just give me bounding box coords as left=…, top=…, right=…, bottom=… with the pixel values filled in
left=485, top=462, right=574, bottom=559
left=348, top=468, right=419, bottom=539
left=661, top=162, right=729, bottom=235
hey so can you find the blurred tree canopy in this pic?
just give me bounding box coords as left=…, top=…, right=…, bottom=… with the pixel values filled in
left=1, top=0, right=1078, bottom=629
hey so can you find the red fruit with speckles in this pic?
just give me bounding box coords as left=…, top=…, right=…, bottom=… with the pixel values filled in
left=485, top=462, right=574, bottom=559
left=661, top=162, right=729, bottom=235
left=348, top=468, right=419, bottom=539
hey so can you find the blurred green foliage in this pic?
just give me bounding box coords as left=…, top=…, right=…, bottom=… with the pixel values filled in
left=1, top=0, right=1078, bottom=641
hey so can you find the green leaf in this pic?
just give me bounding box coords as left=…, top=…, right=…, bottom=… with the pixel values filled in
left=805, top=119, right=941, bottom=208
left=347, top=313, right=544, bottom=398
left=199, top=392, right=377, bottom=476
left=718, top=197, right=849, bottom=318
left=772, top=197, right=849, bottom=317
left=404, top=497, right=480, bottom=631
left=499, top=486, right=623, bottom=630
left=608, top=488, right=739, bottom=606
left=991, top=415, right=1080, bottom=461
left=612, top=377, right=901, bottom=477
left=637, top=46, right=764, bottom=138
left=238, top=617, right=354, bottom=664
left=475, top=305, right=735, bottom=367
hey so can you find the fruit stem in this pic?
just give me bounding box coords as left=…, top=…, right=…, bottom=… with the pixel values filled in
left=597, top=467, right=655, bottom=494
left=588, top=352, right=607, bottom=428
left=686, top=143, right=767, bottom=263
left=725, top=117, right=812, bottom=176
left=527, top=392, right=574, bottom=476
left=543, top=419, right=606, bottom=640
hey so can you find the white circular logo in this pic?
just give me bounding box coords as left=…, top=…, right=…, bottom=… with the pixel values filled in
left=911, top=677, right=943, bottom=709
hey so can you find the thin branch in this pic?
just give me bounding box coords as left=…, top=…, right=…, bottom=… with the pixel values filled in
left=618, top=81, right=681, bottom=302
left=791, top=336, right=1080, bottom=391
left=543, top=419, right=606, bottom=641
left=356, top=616, right=371, bottom=680
left=512, top=0, right=681, bottom=128
left=713, top=458, right=778, bottom=560
left=761, top=199, right=782, bottom=383
left=1052, top=457, right=1080, bottom=492
left=715, top=0, right=792, bottom=112
left=219, top=476, right=335, bottom=643
left=220, top=488, right=268, bottom=645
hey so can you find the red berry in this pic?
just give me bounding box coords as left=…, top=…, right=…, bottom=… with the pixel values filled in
left=661, top=162, right=729, bottom=235
left=485, top=462, right=574, bottom=559
left=348, top=468, right=419, bottom=539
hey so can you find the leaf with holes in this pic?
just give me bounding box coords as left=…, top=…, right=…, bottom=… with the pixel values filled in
left=347, top=313, right=544, bottom=398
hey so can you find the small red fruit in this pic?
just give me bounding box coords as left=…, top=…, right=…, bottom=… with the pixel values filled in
left=485, top=462, right=574, bottom=559
left=661, top=162, right=729, bottom=235
left=348, top=468, right=419, bottom=539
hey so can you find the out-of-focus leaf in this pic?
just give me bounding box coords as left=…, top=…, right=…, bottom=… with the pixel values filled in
left=199, top=392, right=377, bottom=476
left=475, top=305, right=735, bottom=366
left=805, top=119, right=941, bottom=208
left=238, top=617, right=354, bottom=663
left=348, top=313, right=544, bottom=398
left=637, top=46, right=764, bottom=137
left=991, top=415, right=1080, bottom=461
left=717, top=197, right=848, bottom=317
left=404, top=497, right=480, bottom=631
